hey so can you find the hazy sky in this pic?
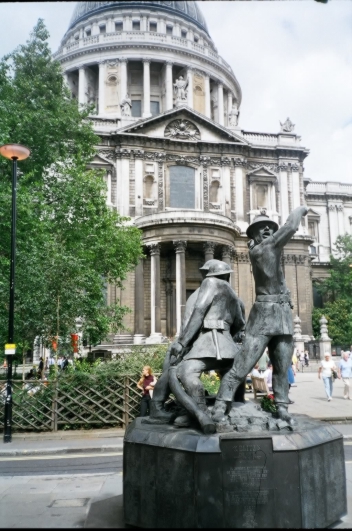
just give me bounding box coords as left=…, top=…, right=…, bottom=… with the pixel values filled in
left=0, top=1, right=351, bottom=183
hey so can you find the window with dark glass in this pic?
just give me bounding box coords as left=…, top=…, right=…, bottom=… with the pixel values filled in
left=151, top=101, right=160, bottom=116
left=181, top=30, right=187, bottom=39
left=85, top=29, right=91, bottom=37
left=166, top=25, right=173, bottom=35
left=99, top=25, right=106, bottom=34
left=149, top=22, right=157, bottom=32
left=115, top=21, right=123, bottom=31
left=132, top=21, right=140, bottom=30
left=169, top=166, right=195, bottom=209
left=131, top=100, right=142, bottom=117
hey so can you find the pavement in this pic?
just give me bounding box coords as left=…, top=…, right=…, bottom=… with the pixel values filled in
left=0, top=368, right=351, bottom=528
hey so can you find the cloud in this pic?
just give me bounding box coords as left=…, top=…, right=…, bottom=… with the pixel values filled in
left=0, top=1, right=351, bottom=183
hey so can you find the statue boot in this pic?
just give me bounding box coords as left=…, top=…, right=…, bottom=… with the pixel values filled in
left=148, top=400, right=176, bottom=423
left=174, top=413, right=192, bottom=428
left=211, top=399, right=229, bottom=423
left=276, top=403, right=296, bottom=427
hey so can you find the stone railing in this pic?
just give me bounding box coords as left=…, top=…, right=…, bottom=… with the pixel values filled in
left=306, top=181, right=352, bottom=194
left=55, top=31, right=234, bottom=76
left=243, top=132, right=278, bottom=145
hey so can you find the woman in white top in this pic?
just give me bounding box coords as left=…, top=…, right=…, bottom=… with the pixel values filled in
left=318, top=353, right=338, bottom=401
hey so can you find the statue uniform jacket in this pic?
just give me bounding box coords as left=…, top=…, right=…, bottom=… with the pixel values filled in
left=177, top=277, right=245, bottom=360
left=243, top=206, right=309, bottom=337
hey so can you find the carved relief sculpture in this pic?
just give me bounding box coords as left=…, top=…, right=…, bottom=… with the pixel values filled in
left=228, top=103, right=239, bottom=127
left=164, top=119, right=201, bottom=141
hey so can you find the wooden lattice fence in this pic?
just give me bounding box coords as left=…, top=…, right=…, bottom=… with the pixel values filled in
left=0, top=375, right=143, bottom=432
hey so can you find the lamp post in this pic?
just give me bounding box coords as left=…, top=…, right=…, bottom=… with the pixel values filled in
left=0, top=144, right=30, bottom=443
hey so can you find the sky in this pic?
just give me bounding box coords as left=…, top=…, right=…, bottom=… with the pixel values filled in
left=0, top=1, right=351, bottom=184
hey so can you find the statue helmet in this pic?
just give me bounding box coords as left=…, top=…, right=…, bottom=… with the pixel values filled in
left=246, top=211, right=278, bottom=239
left=199, top=258, right=221, bottom=272
left=206, top=262, right=233, bottom=277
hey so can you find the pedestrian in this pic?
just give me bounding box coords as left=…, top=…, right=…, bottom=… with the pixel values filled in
left=48, top=354, right=55, bottom=375
left=299, top=351, right=305, bottom=372
left=258, top=349, right=269, bottom=374
left=304, top=350, right=309, bottom=367
left=287, top=363, right=295, bottom=404
left=61, top=356, right=69, bottom=371
left=251, top=363, right=261, bottom=379
left=318, top=353, right=338, bottom=401
left=292, top=349, right=298, bottom=374
left=57, top=355, right=63, bottom=370
left=263, top=363, right=273, bottom=392
left=338, top=351, right=352, bottom=400
left=37, top=357, right=44, bottom=380
left=137, top=366, right=157, bottom=417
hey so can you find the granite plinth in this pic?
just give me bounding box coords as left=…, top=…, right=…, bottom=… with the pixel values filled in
left=123, top=416, right=347, bottom=529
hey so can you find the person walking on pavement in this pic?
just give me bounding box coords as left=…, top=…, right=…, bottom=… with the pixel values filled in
left=299, top=351, right=305, bottom=372
left=338, top=351, right=352, bottom=400
left=318, top=353, right=338, bottom=401
left=304, top=350, right=309, bottom=367
left=37, top=357, right=44, bottom=380
left=258, top=349, right=269, bottom=374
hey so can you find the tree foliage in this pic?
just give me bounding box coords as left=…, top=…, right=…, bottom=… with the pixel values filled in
left=0, top=20, right=143, bottom=358
left=313, top=234, right=352, bottom=344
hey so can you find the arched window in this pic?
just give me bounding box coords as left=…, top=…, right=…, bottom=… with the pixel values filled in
left=209, top=180, right=220, bottom=203
left=169, top=166, right=195, bottom=209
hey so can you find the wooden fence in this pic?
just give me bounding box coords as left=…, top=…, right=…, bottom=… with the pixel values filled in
left=0, top=375, right=144, bottom=432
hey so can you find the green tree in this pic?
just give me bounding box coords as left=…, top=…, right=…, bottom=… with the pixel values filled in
left=0, top=20, right=143, bottom=362
left=313, top=234, right=352, bottom=344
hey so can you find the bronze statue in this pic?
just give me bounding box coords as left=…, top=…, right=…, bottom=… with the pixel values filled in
left=148, top=259, right=245, bottom=426
left=169, top=261, right=245, bottom=434
left=212, top=205, right=308, bottom=425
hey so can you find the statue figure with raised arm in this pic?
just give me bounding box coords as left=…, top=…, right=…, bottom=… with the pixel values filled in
left=212, top=205, right=308, bottom=426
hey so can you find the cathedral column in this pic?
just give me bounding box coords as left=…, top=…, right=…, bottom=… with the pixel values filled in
left=203, top=241, right=216, bottom=262
left=78, top=66, right=86, bottom=105
left=143, top=58, right=151, bottom=118
left=279, top=163, right=289, bottom=224
left=146, top=243, right=163, bottom=343
left=120, top=58, right=128, bottom=103
left=98, top=61, right=106, bottom=115
left=327, top=204, right=338, bottom=252
left=204, top=74, right=211, bottom=118
left=174, top=240, right=187, bottom=335
left=134, top=258, right=145, bottom=344
left=234, top=159, right=245, bottom=225
left=337, top=203, right=345, bottom=236
left=222, top=245, right=234, bottom=266
left=165, top=61, right=173, bottom=110
left=217, top=82, right=224, bottom=126
left=227, top=92, right=233, bottom=126
left=187, top=67, right=193, bottom=108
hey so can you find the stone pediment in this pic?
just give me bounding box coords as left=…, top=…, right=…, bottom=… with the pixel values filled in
left=116, top=106, right=248, bottom=145
left=247, top=165, right=278, bottom=182
left=90, top=152, right=114, bottom=166
left=307, top=208, right=321, bottom=219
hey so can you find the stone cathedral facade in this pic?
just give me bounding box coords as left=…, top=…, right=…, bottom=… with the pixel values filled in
left=54, top=1, right=352, bottom=351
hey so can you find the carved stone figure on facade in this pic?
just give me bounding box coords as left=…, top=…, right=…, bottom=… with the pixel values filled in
left=173, top=75, right=188, bottom=105
left=212, top=205, right=308, bottom=426
left=147, top=260, right=245, bottom=430
left=280, top=117, right=295, bottom=133
left=167, top=261, right=246, bottom=434
left=228, top=103, right=239, bottom=127
left=120, top=93, right=132, bottom=116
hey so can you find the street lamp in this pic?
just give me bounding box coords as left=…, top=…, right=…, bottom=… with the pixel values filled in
left=0, top=143, right=30, bottom=443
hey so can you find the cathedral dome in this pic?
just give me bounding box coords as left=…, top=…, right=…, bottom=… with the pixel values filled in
left=69, top=1, right=209, bottom=35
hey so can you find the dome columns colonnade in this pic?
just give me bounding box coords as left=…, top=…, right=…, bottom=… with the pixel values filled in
left=65, top=59, right=231, bottom=122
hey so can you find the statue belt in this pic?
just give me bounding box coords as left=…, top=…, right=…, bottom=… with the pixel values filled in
left=203, top=319, right=230, bottom=331
left=256, top=294, right=291, bottom=304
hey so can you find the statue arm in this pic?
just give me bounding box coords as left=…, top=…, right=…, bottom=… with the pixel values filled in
left=273, top=205, right=308, bottom=248
left=177, top=280, right=213, bottom=348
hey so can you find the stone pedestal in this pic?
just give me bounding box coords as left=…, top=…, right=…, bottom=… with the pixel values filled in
left=319, top=315, right=332, bottom=360
left=124, top=417, right=347, bottom=529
